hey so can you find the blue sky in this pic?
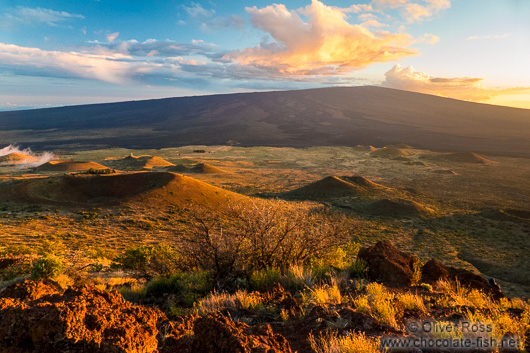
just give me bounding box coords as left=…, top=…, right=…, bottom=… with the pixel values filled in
left=1, top=0, right=529, bottom=110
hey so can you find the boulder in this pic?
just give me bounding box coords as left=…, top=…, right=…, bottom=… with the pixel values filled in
left=191, top=313, right=292, bottom=353
left=421, top=258, right=450, bottom=284
left=421, top=258, right=504, bottom=299
left=0, top=280, right=175, bottom=353
left=358, top=241, right=416, bottom=287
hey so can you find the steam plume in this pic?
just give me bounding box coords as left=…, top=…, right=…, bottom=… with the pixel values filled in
left=0, top=144, right=54, bottom=167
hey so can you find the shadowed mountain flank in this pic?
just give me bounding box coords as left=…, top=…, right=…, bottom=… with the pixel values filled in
left=365, top=198, right=434, bottom=217
left=169, top=163, right=226, bottom=174
left=1, top=86, right=529, bottom=157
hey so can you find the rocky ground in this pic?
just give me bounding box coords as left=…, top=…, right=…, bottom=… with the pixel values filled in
left=1, top=241, right=526, bottom=353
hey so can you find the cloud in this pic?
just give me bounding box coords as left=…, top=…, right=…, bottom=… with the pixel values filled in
left=383, top=65, right=530, bottom=103
left=0, top=43, right=158, bottom=84
left=201, top=15, right=245, bottom=30
left=414, top=33, right=439, bottom=44
left=95, top=38, right=218, bottom=57
left=2, top=6, right=84, bottom=26
left=371, top=0, right=451, bottom=23
left=224, top=0, right=417, bottom=77
left=106, top=32, right=120, bottom=43
left=182, top=2, right=215, bottom=18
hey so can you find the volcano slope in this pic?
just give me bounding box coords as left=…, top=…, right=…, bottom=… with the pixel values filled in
left=1, top=86, right=530, bottom=157
left=36, top=161, right=110, bottom=172
left=0, top=152, right=38, bottom=165
left=102, top=155, right=175, bottom=170
left=284, top=175, right=394, bottom=200
left=0, top=171, right=246, bottom=208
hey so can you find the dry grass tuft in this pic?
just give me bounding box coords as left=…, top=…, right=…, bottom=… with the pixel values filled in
left=308, top=331, right=379, bottom=353
left=197, top=290, right=262, bottom=313
left=353, top=282, right=398, bottom=329
left=397, top=292, right=427, bottom=313
left=309, top=283, right=342, bottom=305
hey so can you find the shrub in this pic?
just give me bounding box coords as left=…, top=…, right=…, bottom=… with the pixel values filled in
left=31, top=255, right=65, bottom=279
left=178, top=200, right=353, bottom=280
left=144, top=271, right=213, bottom=308
left=281, top=265, right=316, bottom=292
left=348, top=258, right=368, bottom=278
left=113, top=243, right=182, bottom=279
left=39, top=239, right=67, bottom=256
left=250, top=268, right=281, bottom=291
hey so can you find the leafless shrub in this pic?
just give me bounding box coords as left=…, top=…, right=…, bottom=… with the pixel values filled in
left=176, top=200, right=353, bottom=280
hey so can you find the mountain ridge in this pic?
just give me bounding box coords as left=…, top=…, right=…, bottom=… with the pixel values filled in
left=1, top=86, right=529, bottom=157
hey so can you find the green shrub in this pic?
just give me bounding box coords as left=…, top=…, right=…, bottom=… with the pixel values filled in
left=144, top=271, right=213, bottom=308
left=250, top=268, right=281, bottom=291
left=348, top=258, right=368, bottom=278
left=113, top=243, right=182, bottom=278
left=31, top=255, right=65, bottom=279
left=39, top=239, right=67, bottom=256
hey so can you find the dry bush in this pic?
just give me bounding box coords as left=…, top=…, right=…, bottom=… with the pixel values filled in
left=177, top=200, right=353, bottom=280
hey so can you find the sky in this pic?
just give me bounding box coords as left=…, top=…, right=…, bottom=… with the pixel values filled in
left=0, top=0, right=529, bottom=111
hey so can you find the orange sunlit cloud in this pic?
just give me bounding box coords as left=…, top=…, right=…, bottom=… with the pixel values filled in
left=384, top=65, right=530, bottom=108
left=224, top=0, right=418, bottom=76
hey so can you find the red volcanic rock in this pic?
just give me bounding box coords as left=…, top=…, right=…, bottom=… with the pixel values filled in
left=358, top=241, right=416, bottom=287
left=191, top=312, right=292, bottom=353
left=0, top=280, right=175, bottom=353
left=0, top=278, right=62, bottom=302
left=421, top=258, right=504, bottom=298
left=421, top=258, right=450, bottom=284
